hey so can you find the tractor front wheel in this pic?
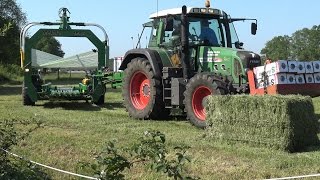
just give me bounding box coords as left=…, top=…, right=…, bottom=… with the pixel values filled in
left=122, top=58, right=168, bottom=119
left=184, top=74, right=227, bottom=128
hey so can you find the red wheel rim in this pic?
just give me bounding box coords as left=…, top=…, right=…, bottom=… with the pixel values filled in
left=192, top=86, right=212, bottom=121
left=130, top=71, right=150, bottom=110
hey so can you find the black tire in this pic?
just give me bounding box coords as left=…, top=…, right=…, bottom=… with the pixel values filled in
left=22, top=82, right=35, bottom=106
left=94, top=95, right=105, bottom=105
left=93, top=85, right=106, bottom=105
left=122, top=57, right=168, bottom=119
left=184, top=73, right=227, bottom=128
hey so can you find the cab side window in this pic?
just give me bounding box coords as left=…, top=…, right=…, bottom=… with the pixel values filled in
left=163, top=18, right=180, bottom=44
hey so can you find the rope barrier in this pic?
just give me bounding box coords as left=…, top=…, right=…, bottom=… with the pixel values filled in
left=2, top=147, right=320, bottom=180
left=264, top=173, right=320, bottom=180
left=0, top=148, right=98, bottom=180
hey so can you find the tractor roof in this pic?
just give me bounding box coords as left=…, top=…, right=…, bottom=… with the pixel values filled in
left=149, top=7, right=193, bottom=19
left=149, top=7, right=224, bottom=19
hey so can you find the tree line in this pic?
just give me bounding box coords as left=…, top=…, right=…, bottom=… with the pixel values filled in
left=261, top=25, right=320, bottom=61
left=0, top=0, right=64, bottom=66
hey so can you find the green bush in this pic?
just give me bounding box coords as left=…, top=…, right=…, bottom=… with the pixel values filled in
left=0, top=63, right=23, bottom=83
left=0, top=119, right=50, bottom=179
left=79, top=130, right=198, bottom=180
left=206, top=95, right=319, bottom=152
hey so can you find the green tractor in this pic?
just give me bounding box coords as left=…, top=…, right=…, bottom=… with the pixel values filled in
left=120, top=2, right=261, bottom=128
left=20, top=8, right=117, bottom=105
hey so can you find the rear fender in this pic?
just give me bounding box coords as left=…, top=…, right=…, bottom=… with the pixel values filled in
left=119, top=49, right=163, bottom=78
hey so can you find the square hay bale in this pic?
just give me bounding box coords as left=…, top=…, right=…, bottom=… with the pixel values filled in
left=314, top=73, right=320, bottom=83
left=295, top=74, right=305, bottom=84
left=305, top=74, right=315, bottom=83
left=305, top=62, right=314, bottom=74
left=269, top=73, right=288, bottom=85
left=297, top=61, right=306, bottom=74
left=286, top=74, right=296, bottom=84
left=288, top=61, right=298, bottom=73
left=206, top=95, right=319, bottom=152
left=313, top=61, right=320, bottom=73
left=253, top=61, right=288, bottom=80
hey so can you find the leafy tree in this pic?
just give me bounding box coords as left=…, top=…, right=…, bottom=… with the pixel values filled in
left=35, top=36, right=65, bottom=57
left=260, top=35, right=292, bottom=60
left=291, top=25, right=320, bottom=61
left=0, top=0, right=26, bottom=65
left=0, top=18, right=21, bottom=64
left=0, top=22, right=12, bottom=36
left=0, top=0, right=26, bottom=27
left=261, top=25, right=320, bottom=61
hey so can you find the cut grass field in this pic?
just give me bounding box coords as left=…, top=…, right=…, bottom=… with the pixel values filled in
left=1, top=78, right=320, bottom=179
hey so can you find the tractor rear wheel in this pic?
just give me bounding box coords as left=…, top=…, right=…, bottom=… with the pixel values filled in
left=122, top=57, right=168, bottom=119
left=184, top=73, right=227, bottom=128
left=22, top=82, right=35, bottom=106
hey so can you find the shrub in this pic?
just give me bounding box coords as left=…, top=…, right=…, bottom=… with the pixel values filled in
left=79, top=130, right=198, bottom=180
left=0, top=119, right=50, bottom=179
left=0, top=63, right=23, bottom=83
left=206, top=95, right=319, bottom=152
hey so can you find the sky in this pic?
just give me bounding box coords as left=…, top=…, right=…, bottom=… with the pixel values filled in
left=17, top=0, right=320, bottom=58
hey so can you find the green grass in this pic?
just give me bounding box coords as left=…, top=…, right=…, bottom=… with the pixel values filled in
left=1, top=83, right=320, bottom=179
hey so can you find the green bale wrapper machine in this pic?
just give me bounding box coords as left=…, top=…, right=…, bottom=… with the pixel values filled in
left=20, top=8, right=122, bottom=105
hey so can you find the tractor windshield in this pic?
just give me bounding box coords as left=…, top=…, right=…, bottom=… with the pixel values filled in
left=152, top=14, right=243, bottom=49
left=188, top=17, right=239, bottom=48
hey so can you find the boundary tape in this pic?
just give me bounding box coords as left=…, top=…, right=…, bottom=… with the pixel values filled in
left=1, top=148, right=98, bottom=180
left=2, top=147, right=320, bottom=180
left=264, top=173, right=320, bottom=180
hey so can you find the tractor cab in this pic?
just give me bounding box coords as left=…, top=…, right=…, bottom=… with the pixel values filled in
left=146, top=4, right=261, bottom=92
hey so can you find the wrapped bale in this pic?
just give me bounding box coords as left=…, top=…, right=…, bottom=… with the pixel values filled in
left=206, top=95, right=319, bottom=152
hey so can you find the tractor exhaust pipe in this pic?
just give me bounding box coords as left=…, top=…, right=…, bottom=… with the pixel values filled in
left=181, top=5, right=191, bottom=79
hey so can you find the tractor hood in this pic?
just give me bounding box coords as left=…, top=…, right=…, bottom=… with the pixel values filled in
left=197, top=46, right=261, bottom=85
left=236, top=49, right=261, bottom=69
left=197, top=46, right=261, bottom=70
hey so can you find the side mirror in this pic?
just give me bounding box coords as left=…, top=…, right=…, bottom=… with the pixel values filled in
left=235, top=41, right=244, bottom=49
left=251, top=23, right=257, bottom=35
